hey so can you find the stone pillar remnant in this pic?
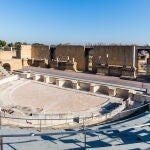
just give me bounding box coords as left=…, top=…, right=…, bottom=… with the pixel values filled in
left=105, top=53, right=109, bottom=66
left=132, top=45, right=136, bottom=68
left=98, top=56, right=101, bottom=65
left=123, top=55, right=126, bottom=68
left=67, top=56, right=70, bottom=62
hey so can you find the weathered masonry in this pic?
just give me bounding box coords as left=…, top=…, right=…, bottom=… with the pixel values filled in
left=1, top=44, right=150, bottom=79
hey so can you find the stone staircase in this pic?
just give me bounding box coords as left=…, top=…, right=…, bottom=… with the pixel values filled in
left=0, top=66, right=10, bottom=77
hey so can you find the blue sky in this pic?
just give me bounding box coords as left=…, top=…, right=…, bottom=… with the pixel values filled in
left=0, top=0, right=150, bottom=45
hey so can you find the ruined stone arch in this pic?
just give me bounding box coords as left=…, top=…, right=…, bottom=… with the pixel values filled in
left=2, top=63, right=11, bottom=71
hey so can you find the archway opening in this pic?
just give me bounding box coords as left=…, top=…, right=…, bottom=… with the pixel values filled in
left=50, top=47, right=56, bottom=61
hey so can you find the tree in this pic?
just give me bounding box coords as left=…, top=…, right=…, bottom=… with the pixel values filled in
left=0, top=40, right=7, bottom=47
left=7, top=42, right=14, bottom=47
left=22, top=42, right=27, bottom=45
left=14, top=42, right=28, bottom=47
left=14, top=42, right=22, bottom=47
left=32, top=43, right=44, bottom=46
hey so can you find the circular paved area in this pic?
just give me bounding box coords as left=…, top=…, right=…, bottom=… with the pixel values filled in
left=9, top=80, right=107, bottom=113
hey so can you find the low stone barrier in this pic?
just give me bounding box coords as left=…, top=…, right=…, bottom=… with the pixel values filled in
left=72, top=80, right=80, bottom=90
left=116, top=88, right=129, bottom=98
left=90, top=84, right=99, bottom=93
left=78, top=81, right=90, bottom=91
left=56, top=78, right=73, bottom=88
left=20, top=73, right=31, bottom=79
left=15, top=72, right=140, bottom=100
left=32, top=74, right=42, bottom=81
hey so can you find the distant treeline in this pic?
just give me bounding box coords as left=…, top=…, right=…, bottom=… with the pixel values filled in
left=0, top=40, right=46, bottom=48
left=0, top=39, right=149, bottom=47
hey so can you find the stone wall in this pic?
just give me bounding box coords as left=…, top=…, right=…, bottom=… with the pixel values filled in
left=0, top=44, right=140, bottom=76
left=0, top=50, right=23, bottom=71
left=20, top=45, right=32, bottom=59
left=0, top=51, right=13, bottom=60
left=1, top=58, right=23, bottom=71
left=92, top=45, right=138, bottom=72
left=20, top=45, right=50, bottom=67
left=55, top=45, right=86, bottom=71
left=31, top=45, right=50, bottom=60
left=21, top=45, right=50, bottom=60
left=10, top=59, right=23, bottom=70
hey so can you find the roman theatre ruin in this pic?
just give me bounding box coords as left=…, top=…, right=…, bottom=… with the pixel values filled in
left=0, top=44, right=150, bottom=129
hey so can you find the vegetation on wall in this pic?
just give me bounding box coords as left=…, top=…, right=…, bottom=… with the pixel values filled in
left=32, top=43, right=45, bottom=46
left=0, top=40, right=28, bottom=48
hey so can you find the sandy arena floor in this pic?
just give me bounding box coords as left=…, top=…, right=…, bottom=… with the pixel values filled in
left=1, top=80, right=108, bottom=113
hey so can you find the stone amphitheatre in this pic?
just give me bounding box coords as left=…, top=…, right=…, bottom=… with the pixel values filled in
left=0, top=44, right=150, bottom=149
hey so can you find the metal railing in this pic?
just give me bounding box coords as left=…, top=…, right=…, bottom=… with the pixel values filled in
left=0, top=103, right=149, bottom=130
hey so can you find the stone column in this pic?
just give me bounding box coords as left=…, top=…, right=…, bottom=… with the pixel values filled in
left=123, top=55, right=126, bottom=68
left=72, top=58, right=75, bottom=63
left=132, top=45, right=136, bottom=68
left=56, top=57, right=59, bottom=68
left=67, top=56, right=70, bottom=62
left=105, top=53, right=109, bottom=66
left=32, top=58, right=34, bottom=64
left=98, top=56, right=101, bottom=65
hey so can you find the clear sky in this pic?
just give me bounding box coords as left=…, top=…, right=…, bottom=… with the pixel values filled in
left=0, top=0, right=150, bottom=45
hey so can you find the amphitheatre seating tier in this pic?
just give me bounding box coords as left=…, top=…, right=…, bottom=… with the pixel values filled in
left=0, top=71, right=130, bottom=128
left=0, top=110, right=149, bottom=149
left=0, top=70, right=148, bottom=128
